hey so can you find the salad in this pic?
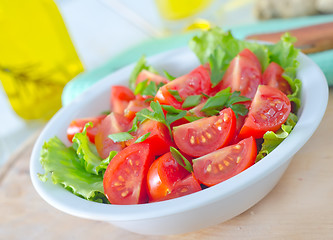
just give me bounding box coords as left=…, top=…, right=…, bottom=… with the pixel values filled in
left=38, top=27, right=301, bottom=205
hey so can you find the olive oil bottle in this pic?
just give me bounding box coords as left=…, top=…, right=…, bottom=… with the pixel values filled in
left=0, top=0, right=84, bottom=120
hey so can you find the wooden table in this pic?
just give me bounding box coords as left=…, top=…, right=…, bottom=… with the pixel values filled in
left=1, top=89, right=332, bottom=240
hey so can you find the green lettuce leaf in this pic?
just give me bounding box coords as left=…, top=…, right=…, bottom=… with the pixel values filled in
left=38, top=136, right=108, bottom=203
left=266, top=33, right=302, bottom=109
left=256, top=113, right=298, bottom=162
left=189, top=28, right=270, bottom=71
left=72, top=122, right=104, bottom=175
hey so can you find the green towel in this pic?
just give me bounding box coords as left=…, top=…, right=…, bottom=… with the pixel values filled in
left=62, top=14, right=333, bottom=106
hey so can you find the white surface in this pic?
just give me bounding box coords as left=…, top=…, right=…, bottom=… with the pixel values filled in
left=30, top=48, right=328, bottom=235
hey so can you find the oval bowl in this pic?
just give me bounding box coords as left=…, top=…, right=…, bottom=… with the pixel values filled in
left=30, top=47, right=328, bottom=235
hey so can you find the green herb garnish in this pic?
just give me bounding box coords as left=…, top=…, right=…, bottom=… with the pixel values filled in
left=168, top=89, right=183, bottom=102
left=170, top=147, right=193, bottom=173
left=108, top=132, right=134, bottom=143
left=182, top=95, right=202, bottom=109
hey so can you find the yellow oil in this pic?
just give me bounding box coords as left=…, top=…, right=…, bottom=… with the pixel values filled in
left=0, top=0, right=84, bottom=120
left=155, top=0, right=213, bottom=20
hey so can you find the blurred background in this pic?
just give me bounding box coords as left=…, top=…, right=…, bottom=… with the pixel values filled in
left=1, top=0, right=332, bottom=166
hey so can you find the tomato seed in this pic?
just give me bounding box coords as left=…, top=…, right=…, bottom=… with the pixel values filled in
left=218, top=164, right=224, bottom=171
left=236, top=156, right=241, bottom=164
left=201, top=135, right=207, bottom=143
left=180, top=188, right=188, bottom=193
left=113, top=182, right=121, bottom=186
left=121, top=190, right=129, bottom=197
left=223, top=160, right=230, bottom=166
left=206, top=164, right=212, bottom=172
left=260, top=113, right=267, bottom=120
left=190, top=136, right=195, bottom=144
left=205, top=132, right=212, bottom=139
left=234, top=144, right=241, bottom=150
left=118, top=175, right=125, bottom=182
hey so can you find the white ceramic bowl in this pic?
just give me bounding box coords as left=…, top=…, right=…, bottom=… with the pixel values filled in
left=30, top=47, right=328, bottom=235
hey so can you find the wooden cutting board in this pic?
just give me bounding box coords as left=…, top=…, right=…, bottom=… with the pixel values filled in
left=1, top=90, right=332, bottom=240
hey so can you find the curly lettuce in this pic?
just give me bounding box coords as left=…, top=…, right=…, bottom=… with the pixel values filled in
left=38, top=123, right=117, bottom=203
left=256, top=113, right=298, bottom=162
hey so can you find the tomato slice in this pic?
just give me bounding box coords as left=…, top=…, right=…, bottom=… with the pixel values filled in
left=154, top=64, right=212, bottom=109
left=95, top=112, right=131, bottom=159
left=66, top=114, right=106, bottom=143
left=159, top=174, right=202, bottom=201
left=262, top=62, right=292, bottom=95
left=193, top=136, right=257, bottom=186
left=238, top=85, right=291, bottom=139
left=220, top=48, right=262, bottom=99
left=127, top=119, right=173, bottom=157
left=136, top=69, right=168, bottom=85
left=173, top=108, right=236, bottom=157
left=103, top=142, right=154, bottom=205
left=110, top=86, right=135, bottom=114
left=124, top=99, right=149, bottom=121
left=147, top=152, right=189, bottom=201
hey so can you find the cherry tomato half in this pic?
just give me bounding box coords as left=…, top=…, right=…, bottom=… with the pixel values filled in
left=147, top=152, right=189, bottom=202
left=159, top=174, right=201, bottom=201
left=262, top=62, right=292, bottom=95
left=173, top=108, right=236, bottom=157
left=155, top=64, right=212, bottom=109
left=219, top=48, right=262, bottom=99
left=95, top=112, right=131, bottom=159
left=238, top=85, right=291, bottom=139
left=136, top=69, right=168, bottom=85
left=103, top=142, right=154, bottom=205
left=66, top=114, right=106, bottom=143
left=127, top=119, right=173, bottom=157
left=110, top=86, right=135, bottom=115
left=193, top=136, right=257, bottom=186
left=124, top=99, right=149, bottom=121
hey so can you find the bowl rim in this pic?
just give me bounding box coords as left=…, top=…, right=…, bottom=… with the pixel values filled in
left=30, top=47, right=329, bottom=222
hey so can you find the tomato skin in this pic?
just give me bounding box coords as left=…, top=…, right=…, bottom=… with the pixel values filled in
left=147, top=152, right=189, bottom=202
left=110, top=86, right=135, bottom=114
left=136, top=69, right=168, bottom=85
left=66, top=115, right=106, bottom=143
left=127, top=120, right=173, bottom=157
left=158, top=174, right=202, bottom=201
left=154, top=64, right=212, bottom=109
left=103, top=142, right=154, bottom=205
left=219, top=48, right=262, bottom=99
left=173, top=108, right=236, bottom=157
left=238, top=85, right=291, bottom=139
left=193, top=136, right=257, bottom=186
left=262, top=62, right=292, bottom=95
left=95, top=113, right=131, bottom=159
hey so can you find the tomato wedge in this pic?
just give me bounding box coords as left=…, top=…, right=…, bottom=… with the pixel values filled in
left=66, top=114, right=106, bottom=143
left=238, top=85, right=291, bottom=139
left=159, top=174, right=201, bottom=201
left=95, top=112, right=131, bottom=159
left=110, top=86, right=135, bottom=114
left=262, top=62, right=292, bottom=95
left=103, top=142, right=154, bottom=205
left=193, top=136, right=257, bottom=186
left=220, top=48, right=262, bottom=99
left=136, top=69, right=168, bottom=85
left=126, top=119, right=173, bottom=157
left=155, top=64, right=212, bottom=109
left=147, top=152, right=189, bottom=201
left=124, top=99, right=149, bottom=121
left=173, top=108, right=236, bottom=157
